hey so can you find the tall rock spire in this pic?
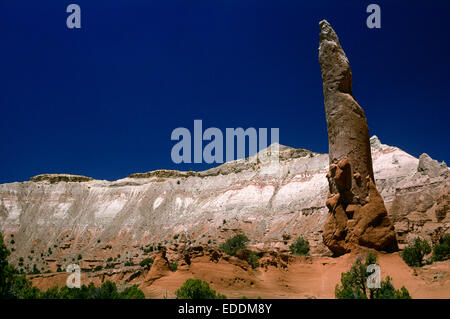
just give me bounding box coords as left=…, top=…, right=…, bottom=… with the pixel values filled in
left=318, top=20, right=397, bottom=255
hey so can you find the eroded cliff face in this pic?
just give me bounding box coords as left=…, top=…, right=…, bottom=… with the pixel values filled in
left=0, top=138, right=448, bottom=272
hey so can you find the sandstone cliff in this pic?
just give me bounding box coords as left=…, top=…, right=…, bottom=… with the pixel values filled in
left=0, top=137, right=448, bottom=272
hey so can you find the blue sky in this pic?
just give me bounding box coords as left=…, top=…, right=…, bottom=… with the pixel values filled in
left=1, top=0, right=449, bottom=183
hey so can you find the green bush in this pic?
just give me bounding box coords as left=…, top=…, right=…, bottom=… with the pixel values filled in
left=0, top=233, right=16, bottom=298
left=401, top=238, right=431, bottom=267
left=220, top=234, right=249, bottom=256
left=94, top=265, right=103, bottom=272
left=143, top=247, right=154, bottom=254
left=169, top=261, right=178, bottom=272
left=175, top=279, right=226, bottom=299
left=289, top=236, right=310, bottom=256
left=139, top=258, right=154, bottom=268
left=32, top=264, right=40, bottom=275
left=124, top=260, right=134, bottom=267
left=246, top=251, right=260, bottom=269
left=0, top=232, right=149, bottom=299
left=98, top=281, right=119, bottom=299
left=335, top=253, right=411, bottom=299
left=119, top=285, right=145, bottom=299
left=432, top=234, right=450, bottom=262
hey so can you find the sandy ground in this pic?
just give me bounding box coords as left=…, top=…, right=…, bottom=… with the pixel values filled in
left=30, top=251, right=450, bottom=299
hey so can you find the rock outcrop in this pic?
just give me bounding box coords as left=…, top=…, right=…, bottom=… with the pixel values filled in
left=0, top=138, right=448, bottom=272
left=318, top=20, right=397, bottom=255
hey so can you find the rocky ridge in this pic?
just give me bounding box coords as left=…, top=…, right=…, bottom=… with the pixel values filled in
left=0, top=137, right=448, bottom=272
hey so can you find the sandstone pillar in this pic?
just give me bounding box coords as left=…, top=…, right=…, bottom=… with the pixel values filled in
left=318, top=20, right=397, bottom=255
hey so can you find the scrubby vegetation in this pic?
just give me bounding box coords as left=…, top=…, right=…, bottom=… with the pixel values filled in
left=220, top=234, right=261, bottom=269
left=220, top=234, right=249, bottom=256
left=246, top=251, right=260, bottom=269
left=0, top=232, right=144, bottom=299
left=30, top=174, right=93, bottom=183
left=401, top=237, right=431, bottom=267
left=289, top=236, right=310, bottom=256
left=176, top=278, right=226, bottom=299
left=335, top=252, right=411, bottom=299
left=139, top=258, right=154, bottom=268
left=432, top=234, right=450, bottom=262
left=169, top=261, right=178, bottom=272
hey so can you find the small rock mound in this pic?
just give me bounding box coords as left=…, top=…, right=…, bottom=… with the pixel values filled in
left=418, top=153, right=447, bottom=178
left=30, top=174, right=93, bottom=183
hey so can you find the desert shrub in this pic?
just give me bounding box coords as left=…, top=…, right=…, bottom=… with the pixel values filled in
left=94, top=265, right=103, bottom=272
left=139, top=258, right=154, bottom=268
left=289, top=236, right=310, bottom=256
left=9, top=275, right=41, bottom=299
left=39, top=286, right=60, bottom=299
left=175, top=279, right=226, bottom=299
left=0, top=233, right=16, bottom=298
left=220, top=234, right=249, bottom=256
left=77, top=254, right=82, bottom=261
left=169, top=261, right=178, bottom=272
left=335, top=253, right=411, bottom=299
left=401, top=238, right=431, bottom=267
left=124, top=260, right=134, bottom=267
left=32, top=264, right=40, bottom=275
left=246, top=251, right=260, bottom=269
left=97, top=281, right=120, bottom=299
left=56, top=266, right=62, bottom=272
left=143, top=246, right=154, bottom=253
left=119, top=285, right=145, bottom=299
left=432, top=234, right=450, bottom=262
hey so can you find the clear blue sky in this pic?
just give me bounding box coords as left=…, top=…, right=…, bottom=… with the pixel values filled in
left=1, top=0, right=449, bottom=183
